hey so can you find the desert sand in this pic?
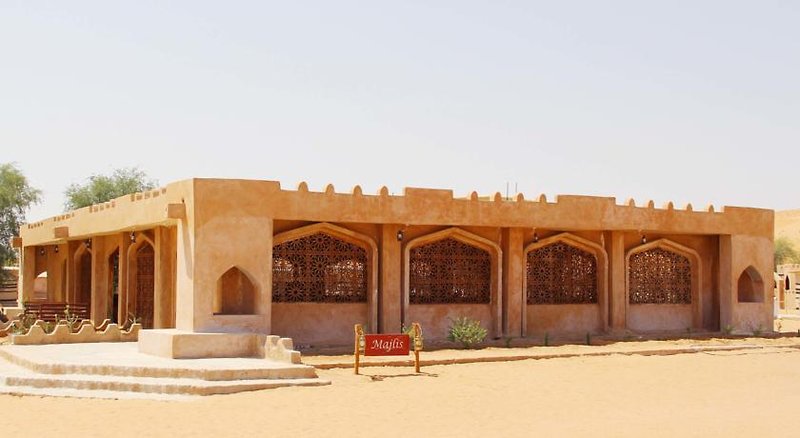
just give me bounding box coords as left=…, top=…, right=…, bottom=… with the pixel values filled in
left=4, top=334, right=800, bottom=437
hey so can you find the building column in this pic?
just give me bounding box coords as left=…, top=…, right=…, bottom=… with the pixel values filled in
left=19, top=246, right=37, bottom=305
left=608, top=231, right=627, bottom=331
left=118, top=233, right=131, bottom=324
left=380, top=224, right=402, bottom=333
left=90, top=237, right=109, bottom=322
left=503, top=228, right=524, bottom=338
left=719, top=235, right=733, bottom=330
left=154, top=226, right=176, bottom=328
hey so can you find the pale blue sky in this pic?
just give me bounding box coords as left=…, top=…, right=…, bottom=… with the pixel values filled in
left=2, top=1, right=798, bottom=221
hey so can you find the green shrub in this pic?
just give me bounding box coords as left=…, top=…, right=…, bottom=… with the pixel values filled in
left=447, top=316, right=487, bottom=349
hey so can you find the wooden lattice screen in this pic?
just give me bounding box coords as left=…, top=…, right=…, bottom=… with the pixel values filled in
left=526, top=241, right=598, bottom=304
left=628, top=247, right=691, bottom=304
left=409, top=238, right=491, bottom=304
left=272, top=233, right=368, bottom=303
left=135, top=244, right=155, bottom=328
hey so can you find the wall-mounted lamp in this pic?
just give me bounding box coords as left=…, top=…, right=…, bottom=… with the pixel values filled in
left=130, top=231, right=136, bottom=243
left=396, top=229, right=404, bottom=242
left=84, top=239, right=92, bottom=249
left=641, top=235, right=647, bottom=244
left=533, top=232, right=539, bottom=243
left=53, top=245, right=59, bottom=253
left=39, top=247, right=45, bottom=256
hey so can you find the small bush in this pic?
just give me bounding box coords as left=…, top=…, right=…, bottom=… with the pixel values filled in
left=447, top=316, right=487, bottom=349
left=722, top=324, right=734, bottom=335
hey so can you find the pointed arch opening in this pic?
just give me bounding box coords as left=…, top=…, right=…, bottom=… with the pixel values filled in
left=271, top=222, right=378, bottom=347
left=215, top=266, right=256, bottom=315
left=403, top=227, right=502, bottom=340
left=134, top=242, right=155, bottom=328
left=522, top=233, right=609, bottom=336
left=737, top=266, right=764, bottom=303
left=625, top=239, right=703, bottom=331
left=75, top=248, right=92, bottom=305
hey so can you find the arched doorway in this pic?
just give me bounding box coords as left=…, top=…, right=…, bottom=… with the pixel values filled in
left=77, top=251, right=92, bottom=305
left=108, top=249, right=120, bottom=323
left=134, top=243, right=155, bottom=328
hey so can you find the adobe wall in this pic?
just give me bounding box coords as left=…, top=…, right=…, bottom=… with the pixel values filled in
left=17, top=178, right=775, bottom=346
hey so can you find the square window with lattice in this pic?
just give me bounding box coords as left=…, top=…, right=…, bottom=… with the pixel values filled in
left=526, top=242, right=598, bottom=305
left=272, top=233, right=367, bottom=303
left=409, top=238, right=491, bottom=304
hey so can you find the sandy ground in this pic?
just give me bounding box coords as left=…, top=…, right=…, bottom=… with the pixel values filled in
left=4, top=336, right=800, bottom=437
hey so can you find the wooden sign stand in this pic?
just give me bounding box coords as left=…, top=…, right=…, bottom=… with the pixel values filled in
left=354, top=323, right=423, bottom=375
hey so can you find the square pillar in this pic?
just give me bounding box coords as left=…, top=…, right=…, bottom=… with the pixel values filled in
left=118, top=233, right=131, bottom=324
left=502, top=228, right=524, bottom=337
left=718, top=235, right=734, bottom=330
left=608, top=231, right=627, bottom=331
left=90, top=237, right=109, bottom=322
left=380, top=224, right=402, bottom=333
left=154, top=226, right=176, bottom=328
left=19, top=246, right=36, bottom=305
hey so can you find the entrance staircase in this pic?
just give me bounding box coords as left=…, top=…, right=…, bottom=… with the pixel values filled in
left=0, top=343, right=329, bottom=400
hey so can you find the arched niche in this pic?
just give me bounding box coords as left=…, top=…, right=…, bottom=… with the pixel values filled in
left=271, top=222, right=378, bottom=346
left=625, top=239, right=703, bottom=331
left=522, top=233, right=609, bottom=336
left=403, top=227, right=502, bottom=339
left=737, top=266, right=764, bottom=303
left=215, top=266, right=256, bottom=315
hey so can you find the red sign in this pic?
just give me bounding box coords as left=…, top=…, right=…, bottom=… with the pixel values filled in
left=364, top=334, right=410, bottom=356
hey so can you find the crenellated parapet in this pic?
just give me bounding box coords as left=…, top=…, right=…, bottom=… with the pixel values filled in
left=17, top=178, right=773, bottom=247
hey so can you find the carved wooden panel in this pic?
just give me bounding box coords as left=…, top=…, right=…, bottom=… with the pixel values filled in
left=272, top=233, right=367, bottom=303
left=527, top=241, right=598, bottom=304
left=409, top=238, right=491, bottom=304
left=135, top=244, right=155, bottom=328
left=629, top=247, right=691, bottom=304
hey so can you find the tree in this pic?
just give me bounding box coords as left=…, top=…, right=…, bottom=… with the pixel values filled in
left=775, top=237, right=800, bottom=267
left=64, top=167, right=157, bottom=211
left=0, top=163, right=41, bottom=273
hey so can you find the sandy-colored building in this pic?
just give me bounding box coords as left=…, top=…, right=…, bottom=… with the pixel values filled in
left=776, top=264, right=800, bottom=315
left=13, top=179, right=774, bottom=354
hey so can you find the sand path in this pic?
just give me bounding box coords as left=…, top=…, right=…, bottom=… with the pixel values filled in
left=4, top=338, right=799, bottom=437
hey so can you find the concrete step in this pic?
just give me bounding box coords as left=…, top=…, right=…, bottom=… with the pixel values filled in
left=1, top=373, right=330, bottom=396
left=0, top=385, right=196, bottom=401
left=0, top=347, right=318, bottom=381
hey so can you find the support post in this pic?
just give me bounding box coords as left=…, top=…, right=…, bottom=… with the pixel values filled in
left=502, top=228, right=524, bottom=337
left=608, top=231, right=627, bottom=331
left=380, top=224, right=402, bottom=333
left=90, top=237, right=109, bottom=322
left=154, top=226, right=176, bottom=328
left=19, top=246, right=37, bottom=306
left=719, top=235, right=733, bottom=330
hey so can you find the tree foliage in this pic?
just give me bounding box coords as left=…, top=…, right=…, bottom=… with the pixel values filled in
left=64, top=167, right=157, bottom=211
left=0, top=163, right=41, bottom=270
left=775, top=237, right=800, bottom=267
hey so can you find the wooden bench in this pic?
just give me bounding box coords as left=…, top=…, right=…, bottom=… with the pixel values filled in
left=23, top=302, right=90, bottom=323
left=0, top=279, right=17, bottom=307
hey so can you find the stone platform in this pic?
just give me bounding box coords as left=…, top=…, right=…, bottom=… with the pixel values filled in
left=0, top=342, right=329, bottom=400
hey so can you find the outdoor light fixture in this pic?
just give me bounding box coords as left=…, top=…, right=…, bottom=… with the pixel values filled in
left=130, top=231, right=136, bottom=243
left=533, top=232, right=539, bottom=243
left=39, top=247, right=45, bottom=256
left=53, top=245, right=59, bottom=253
left=84, top=239, right=92, bottom=249
left=396, top=230, right=404, bottom=241
left=641, top=235, right=647, bottom=244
